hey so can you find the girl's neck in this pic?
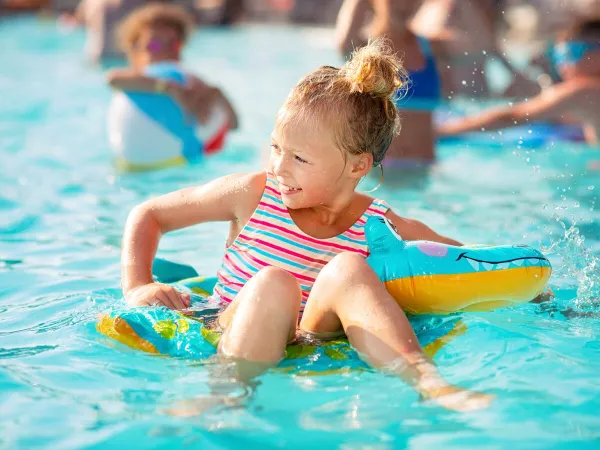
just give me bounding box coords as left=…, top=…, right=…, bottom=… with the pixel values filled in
left=302, top=190, right=358, bottom=227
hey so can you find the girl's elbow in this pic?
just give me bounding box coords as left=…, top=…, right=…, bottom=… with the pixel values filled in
left=127, top=203, right=159, bottom=230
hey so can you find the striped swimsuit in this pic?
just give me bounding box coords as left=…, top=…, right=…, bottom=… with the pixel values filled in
left=213, top=172, right=390, bottom=311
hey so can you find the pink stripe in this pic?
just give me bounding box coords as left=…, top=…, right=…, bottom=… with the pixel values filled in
left=237, top=238, right=324, bottom=275
left=243, top=251, right=269, bottom=268
left=213, top=287, right=233, bottom=304
left=345, top=228, right=364, bottom=237
left=264, top=185, right=280, bottom=196
left=259, top=201, right=289, bottom=214
left=367, top=206, right=385, bottom=214
left=241, top=251, right=318, bottom=284
left=238, top=234, right=331, bottom=265
left=224, top=253, right=253, bottom=279
left=217, top=271, right=245, bottom=289
left=249, top=218, right=368, bottom=256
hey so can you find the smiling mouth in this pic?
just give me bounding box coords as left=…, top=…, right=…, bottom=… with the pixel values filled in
left=456, top=252, right=549, bottom=271
left=280, top=183, right=302, bottom=193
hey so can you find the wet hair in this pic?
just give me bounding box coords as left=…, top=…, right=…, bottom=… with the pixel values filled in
left=116, top=3, right=194, bottom=54
left=276, top=38, right=407, bottom=167
left=562, top=20, right=600, bottom=43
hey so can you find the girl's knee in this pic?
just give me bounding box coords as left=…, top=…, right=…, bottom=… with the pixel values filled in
left=255, top=266, right=298, bottom=289
left=250, top=266, right=302, bottom=311
left=324, top=252, right=375, bottom=282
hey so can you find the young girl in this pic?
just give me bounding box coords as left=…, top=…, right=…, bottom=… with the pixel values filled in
left=122, top=39, right=493, bottom=412
left=106, top=3, right=238, bottom=130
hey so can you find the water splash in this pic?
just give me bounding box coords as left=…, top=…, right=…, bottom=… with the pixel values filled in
left=545, top=219, right=600, bottom=309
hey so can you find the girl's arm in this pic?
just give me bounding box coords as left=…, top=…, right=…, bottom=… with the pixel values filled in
left=122, top=171, right=265, bottom=307
left=385, top=210, right=462, bottom=246
left=335, top=0, right=370, bottom=57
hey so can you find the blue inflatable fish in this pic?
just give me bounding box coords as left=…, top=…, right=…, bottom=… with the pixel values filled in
left=365, top=216, right=552, bottom=314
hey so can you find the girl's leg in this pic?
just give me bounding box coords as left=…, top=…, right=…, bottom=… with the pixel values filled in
left=300, top=252, right=493, bottom=412
left=167, top=267, right=302, bottom=416
left=217, top=266, right=302, bottom=378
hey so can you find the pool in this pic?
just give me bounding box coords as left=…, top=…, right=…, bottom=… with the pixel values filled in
left=1, top=15, right=600, bottom=449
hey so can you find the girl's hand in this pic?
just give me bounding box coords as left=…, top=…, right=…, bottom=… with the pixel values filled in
left=126, top=283, right=191, bottom=310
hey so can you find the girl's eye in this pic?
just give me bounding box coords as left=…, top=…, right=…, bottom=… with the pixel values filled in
left=294, top=155, right=308, bottom=164
left=270, top=144, right=281, bottom=152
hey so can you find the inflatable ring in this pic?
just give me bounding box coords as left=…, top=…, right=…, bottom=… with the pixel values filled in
left=108, top=62, right=230, bottom=172
left=365, top=216, right=552, bottom=314
left=97, top=269, right=466, bottom=373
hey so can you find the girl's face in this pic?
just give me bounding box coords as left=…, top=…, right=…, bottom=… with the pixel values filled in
left=269, top=114, right=370, bottom=210
left=130, top=24, right=182, bottom=68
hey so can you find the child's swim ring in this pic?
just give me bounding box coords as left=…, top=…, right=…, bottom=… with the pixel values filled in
left=107, top=62, right=230, bottom=172
left=97, top=271, right=467, bottom=372
left=365, top=217, right=552, bottom=314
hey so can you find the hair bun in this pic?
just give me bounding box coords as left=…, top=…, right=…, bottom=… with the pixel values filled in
left=342, top=38, right=406, bottom=99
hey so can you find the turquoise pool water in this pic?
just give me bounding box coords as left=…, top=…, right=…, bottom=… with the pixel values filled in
left=2, top=16, right=600, bottom=449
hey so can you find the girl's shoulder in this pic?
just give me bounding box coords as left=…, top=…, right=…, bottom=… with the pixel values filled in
left=203, top=171, right=266, bottom=225
left=355, top=192, right=389, bottom=214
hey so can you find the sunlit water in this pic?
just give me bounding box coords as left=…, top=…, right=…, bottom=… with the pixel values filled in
left=1, top=16, right=600, bottom=449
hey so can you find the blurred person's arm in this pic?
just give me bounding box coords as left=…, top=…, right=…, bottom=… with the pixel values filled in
left=437, top=81, right=588, bottom=136
left=106, top=69, right=238, bottom=128
left=336, top=0, right=370, bottom=57
left=58, top=0, right=91, bottom=27
left=106, top=69, right=171, bottom=93
left=187, top=76, right=239, bottom=130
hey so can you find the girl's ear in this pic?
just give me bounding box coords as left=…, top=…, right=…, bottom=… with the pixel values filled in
left=349, top=152, right=373, bottom=179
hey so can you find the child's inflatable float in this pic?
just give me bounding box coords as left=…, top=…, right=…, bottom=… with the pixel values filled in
left=98, top=218, right=551, bottom=369
left=366, top=217, right=551, bottom=314
left=108, top=62, right=230, bottom=172
left=97, top=272, right=467, bottom=374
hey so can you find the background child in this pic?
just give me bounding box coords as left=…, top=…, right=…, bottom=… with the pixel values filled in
left=336, top=0, right=440, bottom=166
left=437, top=20, right=600, bottom=145
left=106, top=3, right=238, bottom=130
left=121, top=39, right=493, bottom=412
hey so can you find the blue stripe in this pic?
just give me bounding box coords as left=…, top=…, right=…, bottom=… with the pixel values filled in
left=220, top=261, right=249, bottom=285
left=255, top=208, right=295, bottom=225
left=219, top=283, right=238, bottom=296
left=219, top=259, right=312, bottom=293
left=244, top=225, right=336, bottom=257
left=263, top=193, right=284, bottom=206
left=256, top=209, right=369, bottom=247
left=227, top=250, right=260, bottom=275
left=247, top=244, right=322, bottom=274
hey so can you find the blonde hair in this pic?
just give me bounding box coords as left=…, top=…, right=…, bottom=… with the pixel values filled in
left=116, top=3, right=194, bottom=54
left=276, top=38, right=407, bottom=167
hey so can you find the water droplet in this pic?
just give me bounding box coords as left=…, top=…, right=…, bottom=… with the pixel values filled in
left=589, top=186, right=595, bottom=190
left=462, top=80, right=467, bottom=86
